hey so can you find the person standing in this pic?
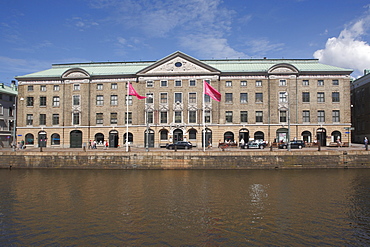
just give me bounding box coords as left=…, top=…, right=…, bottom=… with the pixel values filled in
left=365, top=137, right=368, bottom=150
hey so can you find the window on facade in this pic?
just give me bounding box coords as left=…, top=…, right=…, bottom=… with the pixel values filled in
left=39, top=114, right=46, bottom=125
left=51, top=133, right=60, bottom=145
left=52, top=114, right=59, bottom=125
left=175, top=80, right=182, bottom=87
left=225, top=93, right=233, bottom=103
left=255, top=93, right=263, bottom=103
left=0, top=106, right=3, bottom=115
left=125, top=95, right=133, bottom=105
left=160, top=130, right=168, bottom=140
left=317, top=92, right=325, bottom=102
left=226, top=81, right=232, bottom=87
left=225, top=111, right=233, bottom=123
left=175, top=111, right=182, bottom=123
left=204, top=110, right=210, bottom=123
left=256, top=111, right=263, bottom=122
left=146, top=81, right=153, bottom=87
left=28, top=85, right=34, bottom=91
left=111, top=83, right=117, bottom=90
left=160, top=93, right=168, bottom=104
left=40, top=85, right=46, bottom=91
left=240, top=111, right=248, bottom=123
left=189, top=80, right=196, bottom=87
left=40, top=96, right=47, bottom=107
left=189, top=93, right=196, bottom=103
left=96, top=113, right=103, bottom=124
left=189, top=129, right=196, bottom=140
left=110, top=95, right=118, bottom=106
left=73, top=112, right=80, bottom=125
left=303, top=110, right=310, bottom=122
left=280, top=110, right=287, bottom=122
left=9, top=107, right=13, bottom=117
left=204, top=94, right=210, bottom=103
left=146, top=93, right=154, bottom=103
left=279, top=92, right=287, bottom=102
left=240, top=81, right=247, bottom=87
left=97, top=84, right=103, bottom=90
left=53, top=85, right=60, bottom=91
left=25, top=133, right=34, bottom=145
left=26, top=114, right=33, bottom=125
left=72, top=95, right=80, bottom=106
left=302, top=80, right=309, bottom=86
left=302, top=92, right=310, bottom=102
left=332, top=110, right=340, bottom=122
left=27, top=97, right=34, bottom=106
left=332, top=80, right=339, bottom=86
left=53, top=96, right=60, bottom=107
left=147, top=111, right=153, bottom=124
left=240, top=93, right=248, bottom=103
left=125, top=112, right=132, bottom=124
left=160, top=80, right=167, bottom=87
left=111, top=112, right=118, bottom=124
left=279, top=79, right=287, bottom=86
left=256, top=80, right=262, bottom=87
left=96, top=95, right=103, bottom=106
left=318, top=80, right=324, bottom=86
left=318, top=110, right=325, bottom=122
left=160, top=111, right=167, bottom=124
left=189, top=111, right=196, bottom=123
left=74, top=84, right=80, bottom=91
left=332, top=92, right=340, bottom=102
left=175, top=93, right=182, bottom=103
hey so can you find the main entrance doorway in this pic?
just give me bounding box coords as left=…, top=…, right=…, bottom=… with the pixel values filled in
left=109, top=130, right=119, bottom=148
left=70, top=130, right=82, bottom=148
left=173, top=129, right=183, bottom=142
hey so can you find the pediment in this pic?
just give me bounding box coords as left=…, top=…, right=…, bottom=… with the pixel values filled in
left=62, top=68, right=90, bottom=79
left=137, top=51, right=220, bottom=76
left=268, top=63, right=299, bottom=74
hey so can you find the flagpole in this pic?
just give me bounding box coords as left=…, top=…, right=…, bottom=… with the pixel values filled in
left=126, top=82, right=129, bottom=152
left=203, top=81, right=206, bottom=152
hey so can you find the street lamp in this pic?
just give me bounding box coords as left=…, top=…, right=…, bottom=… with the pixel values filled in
left=145, top=94, right=153, bottom=152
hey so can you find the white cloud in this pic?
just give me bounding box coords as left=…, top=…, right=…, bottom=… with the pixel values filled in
left=313, top=14, right=370, bottom=77
left=246, top=39, right=284, bottom=55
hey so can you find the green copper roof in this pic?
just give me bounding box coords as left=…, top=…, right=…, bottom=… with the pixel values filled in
left=0, top=83, right=17, bottom=95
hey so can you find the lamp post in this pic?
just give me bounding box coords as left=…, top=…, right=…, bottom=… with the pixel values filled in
left=145, top=94, right=152, bottom=152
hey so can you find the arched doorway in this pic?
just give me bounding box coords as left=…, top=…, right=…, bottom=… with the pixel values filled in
left=239, top=128, right=249, bottom=143
left=331, top=131, right=341, bottom=142
left=109, top=130, right=119, bottom=148
left=70, top=130, right=82, bottom=148
left=144, top=129, right=154, bottom=147
left=173, top=129, right=183, bottom=142
left=38, top=131, right=47, bottom=147
left=95, top=133, right=104, bottom=145
left=302, top=131, right=312, bottom=143
left=254, top=131, right=264, bottom=141
left=276, top=128, right=288, bottom=142
left=317, top=128, right=327, bottom=146
left=224, top=131, right=234, bottom=142
left=123, top=132, right=133, bottom=144
left=202, top=128, right=212, bottom=147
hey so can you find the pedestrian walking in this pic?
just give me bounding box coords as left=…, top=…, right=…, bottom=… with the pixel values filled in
left=365, top=137, right=368, bottom=150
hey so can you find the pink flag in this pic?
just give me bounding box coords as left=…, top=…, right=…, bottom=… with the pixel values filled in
left=204, top=81, right=221, bottom=102
left=128, top=82, right=146, bottom=99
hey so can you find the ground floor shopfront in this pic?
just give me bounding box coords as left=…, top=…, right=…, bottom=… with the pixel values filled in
left=16, top=124, right=350, bottom=149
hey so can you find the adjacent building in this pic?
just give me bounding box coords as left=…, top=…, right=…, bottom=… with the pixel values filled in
left=0, top=81, right=17, bottom=147
left=15, top=51, right=353, bottom=148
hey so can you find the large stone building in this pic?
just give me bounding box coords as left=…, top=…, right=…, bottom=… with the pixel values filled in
left=351, top=70, right=370, bottom=143
left=0, top=81, right=17, bottom=147
left=15, top=51, right=353, bottom=148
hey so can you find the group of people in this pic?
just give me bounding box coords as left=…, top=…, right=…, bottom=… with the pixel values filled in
left=11, top=140, right=25, bottom=151
left=88, top=140, right=109, bottom=149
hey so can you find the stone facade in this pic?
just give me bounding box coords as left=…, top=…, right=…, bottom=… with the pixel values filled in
left=0, top=81, right=17, bottom=147
left=15, top=52, right=353, bottom=148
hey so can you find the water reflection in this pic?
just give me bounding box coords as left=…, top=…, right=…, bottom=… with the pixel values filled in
left=0, top=169, right=370, bottom=245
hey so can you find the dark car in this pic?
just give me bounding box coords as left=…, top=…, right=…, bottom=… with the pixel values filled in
left=241, top=140, right=267, bottom=149
left=166, top=141, right=193, bottom=150
left=278, top=140, right=305, bottom=149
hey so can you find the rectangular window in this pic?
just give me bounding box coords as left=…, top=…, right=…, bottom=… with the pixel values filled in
left=255, top=93, right=263, bottom=103
left=175, top=93, right=182, bottom=103
left=111, top=112, right=118, bottom=124
left=240, top=93, right=248, bottom=103
left=74, top=84, right=80, bottom=91
left=73, top=112, right=80, bottom=125
left=175, top=111, right=182, bottom=123
left=147, top=112, right=153, bottom=124
left=318, top=80, right=324, bottom=86
left=53, top=85, right=60, bottom=91
left=175, top=80, right=182, bottom=87
left=256, top=80, right=262, bottom=87
left=332, top=80, right=339, bottom=86
left=96, top=113, right=103, bottom=124
left=52, top=114, right=59, bottom=125
left=27, top=97, right=34, bottom=106
left=189, top=111, right=196, bottom=123
left=225, top=111, right=233, bottom=123
left=189, top=93, right=196, bottom=103
left=111, top=83, right=117, bottom=90
left=53, top=96, right=60, bottom=107
left=40, top=96, right=47, bottom=107
left=96, top=95, right=103, bottom=106
left=240, top=111, right=248, bottom=123
left=97, top=84, right=103, bottom=90
left=225, top=93, right=233, bottom=103
left=73, top=95, right=80, bottom=106
left=0, top=106, right=3, bottom=115
left=318, top=110, right=325, bottom=122
left=302, top=92, right=310, bottom=102
left=189, top=80, right=196, bottom=87
left=125, top=112, right=132, bottom=124
left=125, top=95, right=133, bottom=105
left=332, top=110, right=340, bottom=122
left=240, top=81, right=247, bottom=87
left=226, top=81, right=232, bottom=87
left=26, top=114, right=33, bottom=125
left=280, top=110, right=287, bottom=122
left=256, top=111, right=263, bottom=122
left=40, top=85, right=46, bottom=91
left=317, top=92, right=325, bottom=102
left=302, top=80, right=309, bottom=86
left=146, top=93, right=154, bottom=103
left=146, top=81, right=153, bottom=87
left=204, top=110, right=211, bottom=123
left=9, top=107, right=13, bottom=117
left=160, top=111, right=167, bottom=124
left=279, top=92, right=287, bottom=103
left=39, top=114, right=46, bottom=125
left=303, top=110, right=310, bottom=122
left=161, top=80, right=168, bottom=87
left=110, top=95, right=118, bottom=106
left=332, top=92, right=340, bottom=102
left=28, top=85, right=34, bottom=91
left=204, top=94, right=210, bottom=103
left=279, top=79, right=287, bottom=86
left=160, top=93, right=168, bottom=104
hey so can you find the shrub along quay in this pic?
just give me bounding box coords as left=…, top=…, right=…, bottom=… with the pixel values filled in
left=0, top=149, right=370, bottom=169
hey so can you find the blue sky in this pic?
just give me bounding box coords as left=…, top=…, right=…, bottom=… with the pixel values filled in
left=1, top=0, right=370, bottom=84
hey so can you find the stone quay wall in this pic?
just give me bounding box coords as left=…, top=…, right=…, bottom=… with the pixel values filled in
left=0, top=150, right=370, bottom=169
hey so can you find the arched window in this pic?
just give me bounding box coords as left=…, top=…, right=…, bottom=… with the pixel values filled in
left=95, top=133, right=104, bottom=144
left=51, top=133, right=60, bottom=145
left=123, top=132, right=133, bottom=144
left=254, top=131, right=264, bottom=141
left=224, top=131, right=234, bottom=142
left=160, top=130, right=168, bottom=141
left=188, top=129, right=197, bottom=141
left=25, top=133, right=34, bottom=145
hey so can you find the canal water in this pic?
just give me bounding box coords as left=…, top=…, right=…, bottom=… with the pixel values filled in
left=1, top=169, right=370, bottom=246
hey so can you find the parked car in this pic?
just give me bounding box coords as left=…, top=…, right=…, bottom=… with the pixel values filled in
left=241, top=140, right=267, bottom=149
left=278, top=140, right=305, bottom=149
left=166, top=141, right=193, bottom=150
